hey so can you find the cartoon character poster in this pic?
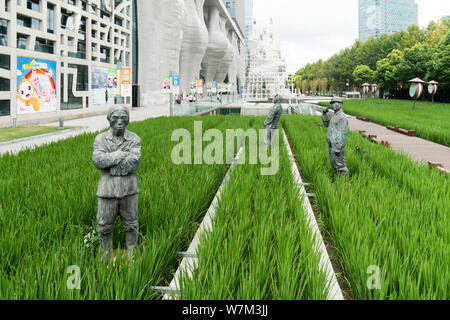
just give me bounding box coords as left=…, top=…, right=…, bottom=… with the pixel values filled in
left=163, top=76, right=171, bottom=94
left=120, top=67, right=131, bottom=98
left=107, top=68, right=118, bottom=97
left=92, top=67, right=114, bottom=107
left=172, top=75, right=180, bottom=95
left=17, top=57, right=57, bottom=115
left=197, top=79, right=203, bottom=95
left=206, top=81, right=212, bottom=93
left=190, top=80, right=197, bottom=94
left=212, top=81, right=217, bottom=94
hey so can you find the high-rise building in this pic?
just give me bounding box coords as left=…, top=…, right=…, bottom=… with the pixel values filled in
left=221, top=0, right=245, bottom=36
left=244, top=0, right=253, bottom=48
left=359, top=0, right=419, bottom=42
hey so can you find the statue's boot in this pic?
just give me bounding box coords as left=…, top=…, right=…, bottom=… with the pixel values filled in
left=126, top=229, right=138, bottom=264
left=100, top=233, right=113, bottom=262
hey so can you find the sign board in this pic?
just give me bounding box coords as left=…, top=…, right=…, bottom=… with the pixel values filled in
left=17, top=57, right=57, bottom=114
left=120, top=67, right=131, bottom=97
left=163, top=76, right=171, bottom=94
left=108, top=68, right=119, bottom=97
left=172, top=75, right=180, bottom=95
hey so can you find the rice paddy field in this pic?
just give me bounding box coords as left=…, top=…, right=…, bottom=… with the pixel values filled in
left=179, top=124, right=329, bottom=300
left=341, top=99, right=450, bottom=147
left=0, top=113, right=448, bottom=300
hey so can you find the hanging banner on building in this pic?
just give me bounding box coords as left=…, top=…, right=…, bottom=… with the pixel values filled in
left=120, top=67, right=132, bottom=97
left=197, top=79, right=203, bottom=94
left=190, top=80, right=197, bottom=94
left=92, top=67, right=114, bottom=107
left=206, top=81, right=212, bottom=93
left=172, top=75, right=180, bottom=95
left=222, top=82, right=227, bottom=93
left=163, top=76, right=171, bottom=94
left=17, top=57, right=57, bottom=115
left=107, top=68, right=119, bottom=97
left=212, top=81, right=217, bottom=94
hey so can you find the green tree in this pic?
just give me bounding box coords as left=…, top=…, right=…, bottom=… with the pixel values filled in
left=427, top=30, right=450, bottom=90
left=353, top=65, right=375, bottom=86
left=375, top=49, right=403, bottom=92
left=395, top=43, right=433, bottom=84
left=301, top=79, right=309, bottom=95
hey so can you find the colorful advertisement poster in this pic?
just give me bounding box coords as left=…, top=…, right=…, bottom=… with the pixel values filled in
left=108, top=68, right=118, bottom=97
left=197, top=79, right=203, bottom=94
left=212, top=81, right=217, bottom=94
left=17, top=57, right=57, bottom=115
left=206, top=81, right=212, bottom=93
left=92, top=67, right=114, bottom=107
left=172, top=75, right=180, bottom=95
left=190, top=80, right=197, bottom=94
left=221, top=82, right=227, bottom=93
left=163, top=76, right=171, bottom=94
left=120, top=67, right=132, bottom=97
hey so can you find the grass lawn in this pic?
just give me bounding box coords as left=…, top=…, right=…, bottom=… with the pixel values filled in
left=341, top=99, right=450, bottom=147
left=0, top=126, right=69, bottom=143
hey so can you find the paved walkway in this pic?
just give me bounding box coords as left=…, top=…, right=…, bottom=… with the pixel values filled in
left=347, top=116, right=450, bottom=173
left=314, top=105, right=450, bottom=173
left=0, top=104, right=169, bottom=156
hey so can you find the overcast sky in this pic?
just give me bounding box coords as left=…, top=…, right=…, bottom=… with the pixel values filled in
left=252, top=0, right=450, bottom=74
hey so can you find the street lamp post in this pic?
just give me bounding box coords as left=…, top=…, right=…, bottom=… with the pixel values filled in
left=427, top=80, right=438, bottom=103
left=362, top=83, right=370, bottom=99
left=408, top=77, right=425, bottom=111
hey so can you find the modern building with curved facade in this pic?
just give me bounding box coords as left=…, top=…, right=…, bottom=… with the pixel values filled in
left=136, top=0, right=246, bottom=106
left=0, top=0, right=245, bottom=127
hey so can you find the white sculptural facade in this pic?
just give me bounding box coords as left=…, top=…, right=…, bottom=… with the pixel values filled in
left=137, top=0, right=245, bottom=105
left=243, top=21, right=289, bottom=101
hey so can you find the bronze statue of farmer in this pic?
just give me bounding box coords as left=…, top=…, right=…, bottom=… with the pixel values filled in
left=264, top=94, right=283, bottom=146
left=322, top=97, right=349, bottom=176
left=92, top=106, right=141, bottom=260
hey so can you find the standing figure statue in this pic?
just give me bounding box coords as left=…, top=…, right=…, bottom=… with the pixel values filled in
left=264, top=94, right=283, bottom=147
left=322, top=97, right=349, bottom=176
left=92, top=106, right=141, bottom=261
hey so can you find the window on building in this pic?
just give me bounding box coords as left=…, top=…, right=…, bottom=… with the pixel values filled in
left=35, top=38, right=54, bottom=54
left=68, top=40, right=86, bottom=59
left=27, top=0, right=40, bottom=12
left=17, top=34, right=28, bottom=49
left=0, top=77, right=10, bottom=91
left=17, top=14, right=40, bottom=30
left=100, top=46, right=110, bottom=63
left=0, top=53, right=10, bottom=70
left=0, top=19, right=7, bottom=46
left=0, top=100, right=10, bottom=116
left=47, top=3, right=54, bottom=34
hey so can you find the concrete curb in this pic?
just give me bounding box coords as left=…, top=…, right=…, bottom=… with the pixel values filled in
left=0, top=127, right=88, bottom=148
left=282, top=129, right=345, bottom=300
left=161, top=146, right=245, bottom=300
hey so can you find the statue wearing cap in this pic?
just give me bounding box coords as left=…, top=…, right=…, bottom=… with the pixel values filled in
left=92, top=106, right=141, bottom=260
left=322, top=97, right=349, bottom=176
left=264, top=94, right=283, bottom=146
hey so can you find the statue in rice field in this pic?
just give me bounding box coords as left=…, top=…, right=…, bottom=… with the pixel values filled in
left=322, top=96, right=349, bottom=177
left=92, top=106, right=141, bottom=261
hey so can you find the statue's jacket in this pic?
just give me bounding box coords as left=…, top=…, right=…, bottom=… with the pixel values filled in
left=93, top=129, right=141, bottom=198
left=264, top=104, right=283, bottom=129
left=322, top=109, right=348, bottom=151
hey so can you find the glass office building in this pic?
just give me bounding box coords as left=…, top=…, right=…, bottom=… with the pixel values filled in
left=359, top=0, right=418, bottom=42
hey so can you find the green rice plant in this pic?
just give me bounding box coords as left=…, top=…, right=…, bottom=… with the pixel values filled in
left=179, top=122, right=329, bottom=300
left=342, top=99, right=450, bottom=147
left=283, top=115, right=450, bottom=299
left=0, top=116, right=253, bottom=299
